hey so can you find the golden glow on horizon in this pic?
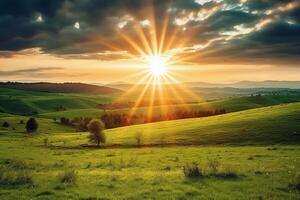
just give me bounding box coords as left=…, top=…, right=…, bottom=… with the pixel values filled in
left=110, top=2, right=205, bottom=125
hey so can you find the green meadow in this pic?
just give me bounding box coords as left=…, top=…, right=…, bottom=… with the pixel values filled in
left=0, top=88, right=299, bottom=199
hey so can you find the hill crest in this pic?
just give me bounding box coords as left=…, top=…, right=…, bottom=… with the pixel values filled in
left=0, top=82, right=122, bottom=95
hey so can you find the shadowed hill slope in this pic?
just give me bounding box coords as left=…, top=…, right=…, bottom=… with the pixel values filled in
left=0, top=82, right=122, bottom=95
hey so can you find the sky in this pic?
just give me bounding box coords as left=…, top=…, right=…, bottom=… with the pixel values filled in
left=0, top=0, right=299, bottom=84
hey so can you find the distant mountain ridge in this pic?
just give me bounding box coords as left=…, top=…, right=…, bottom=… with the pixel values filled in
left=185, top=81, right=300, bottom=89
left=106, top=80, right=300, bottom=90
left=0, top=82, right=122, bottom=95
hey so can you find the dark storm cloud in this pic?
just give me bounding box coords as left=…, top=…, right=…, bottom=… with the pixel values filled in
left=0, top=0, right=299, bottom=65
left=204, top=10, right=258, bottom=31
left=243, top=0, right=294, bottom=11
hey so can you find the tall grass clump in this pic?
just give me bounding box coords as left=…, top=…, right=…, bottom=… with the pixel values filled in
left=0, top=169, right=33, bottom=186
left=4, top=159, right=29, bottom=170
left=135, top=132, right=143, bottom=146
left=183, top=162, right=203, bottom=178
left=288, top=173, right=300, bottom=192
left=183, top=160, right=239, bottom=179
left=60, top=169, right=77, bottom=184
left=207, top=159, right=220, bottom=174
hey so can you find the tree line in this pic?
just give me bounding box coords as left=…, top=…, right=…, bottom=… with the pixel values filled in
left=58, top=108, right=226, bottom=130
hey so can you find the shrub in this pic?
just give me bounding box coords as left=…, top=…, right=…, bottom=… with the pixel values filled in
left=183, top=162, right=203, bottom=178
left=88, top=119, right=106, bottom=146
left=288, top=173, right=300, bottom=192
left=135, top=132, right=142, bottom=146
left=20, top=120, right=24, bottom=124
left=26, top=118, right=38, bottom=133
left=2, top=121, right=9, bottom=128
left=0, top=169, right=33, bottom=186
left=60, top=169, right=76, bottom=184
left=43, top=138, right=49, bottom=146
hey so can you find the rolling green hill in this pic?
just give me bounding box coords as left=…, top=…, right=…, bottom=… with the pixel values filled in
left=48, top=102, right=300, bottom=147
left=0, top=115, right=74, bottom=134
left=0, top=82, right=122, bottom=94
left=0, top=88, right=113, bottom=115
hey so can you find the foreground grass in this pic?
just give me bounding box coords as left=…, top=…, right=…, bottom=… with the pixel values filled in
left=0, top=131, right=299, bottom=200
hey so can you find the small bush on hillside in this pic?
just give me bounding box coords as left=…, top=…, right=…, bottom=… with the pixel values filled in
left=88, top=119, right=106, bottom=146
left=288, top=173, right=300, bottom=192
left=183, top=162, right=203, bottom=178
left=0, top=169, right=33, bottom=186
left=60, top=169, right=77, bottom=184
left=20, top=120, right=24, bottom=124
left=26, top=118, right=38, bottom=133
left=135, top=132, right=142, bottom=146
left=2, top=121, right=9, bottom=128
left=60, top=117, right=70, bottom=125
left=43, top=138, right=49, bottom=146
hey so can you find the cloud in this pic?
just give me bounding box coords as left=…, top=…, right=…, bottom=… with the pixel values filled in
left=0, top=67, right=64, bottom=76
left=0, top=0, right=299, bottom=65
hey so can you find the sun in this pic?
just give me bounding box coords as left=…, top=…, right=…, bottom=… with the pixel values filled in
left=146, top=55, right=167, bottom=77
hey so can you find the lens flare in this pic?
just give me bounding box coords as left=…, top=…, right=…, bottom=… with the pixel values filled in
left=146, top=55, right=167, bottom=76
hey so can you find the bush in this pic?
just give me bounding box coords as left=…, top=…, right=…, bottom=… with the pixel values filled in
left=20, top=120, right=24, bottom=124
left=135, top=132, right=142, bottom=146
left=43, top=138, right=49, bottom=146
left=183, top=162, right=203, bottom=178
left=26, top=118, right=38, bottom=133
left=2, top=121, right=9, bottom=128
left=0, top=169, right=33, bottom=186
left=288, top=173, right=300, bottom=192
left=60, top=170, right=76, bottom=184
left=88, top=119, right=106, bottom=146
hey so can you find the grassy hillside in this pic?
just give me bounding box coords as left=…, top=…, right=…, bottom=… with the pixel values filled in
left=0, top=88, right=113, bottom=115
left=0, top=115, right=74, bottom=134
left=47, top=102, right=300, bottom=147
left=39, top=94, right=300, bottom=120
left=0, top=90, right=299, bottom=199
left=0, top=82, right=122, bottom=95
left=1, top=87, right=300, bottom=118
left=0, top=139, right=298, bottom=200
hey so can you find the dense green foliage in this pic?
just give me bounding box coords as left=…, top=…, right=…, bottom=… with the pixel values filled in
left=88, top=119, right=106, bottom=146
left=25, top=118, right=38, bottom=133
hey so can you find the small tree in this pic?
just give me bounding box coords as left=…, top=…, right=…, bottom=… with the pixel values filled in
left=2, top=121, right=10, bottom=128
left=88, top=119, right=105, bottom=146
left=26, top=118, right=38, bottom=133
